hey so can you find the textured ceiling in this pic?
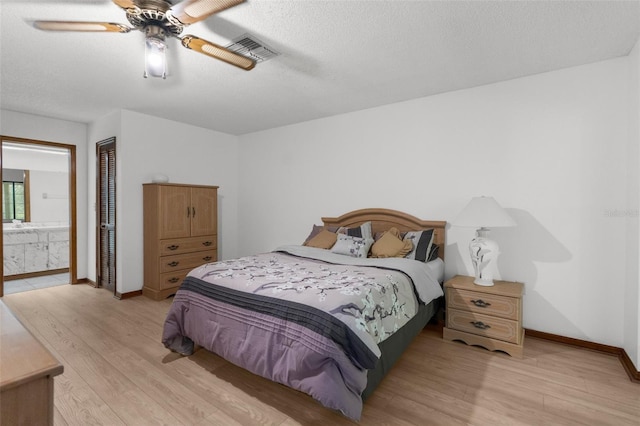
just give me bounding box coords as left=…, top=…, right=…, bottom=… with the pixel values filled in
left=1, top=0, right=639, bottom=135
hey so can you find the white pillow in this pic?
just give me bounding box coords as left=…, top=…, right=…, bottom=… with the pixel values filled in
left=331, top=234, right=374, bottom=258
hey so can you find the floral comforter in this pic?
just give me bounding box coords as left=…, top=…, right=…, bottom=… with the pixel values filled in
left=162, top=245, right=442, bottom=419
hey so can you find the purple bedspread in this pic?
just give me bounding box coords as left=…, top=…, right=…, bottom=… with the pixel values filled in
left=163, top=290, right=367, bottom=419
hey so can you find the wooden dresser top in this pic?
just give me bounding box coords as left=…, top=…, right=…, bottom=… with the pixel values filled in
left=0, top=300, right=63, bottom=391
left=445, top=275, right=524, bottom=298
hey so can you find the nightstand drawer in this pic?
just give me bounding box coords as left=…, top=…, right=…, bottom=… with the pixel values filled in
left=447, top=288, right=519, bottom=320
left=447, top=308, right=521, bottom=344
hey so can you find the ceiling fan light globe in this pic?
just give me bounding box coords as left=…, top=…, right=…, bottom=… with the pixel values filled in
left=145, top=36, right=167, bottom=79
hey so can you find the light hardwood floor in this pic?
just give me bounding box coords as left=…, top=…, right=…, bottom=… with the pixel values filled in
left=2, top=284, right=638, bottom=425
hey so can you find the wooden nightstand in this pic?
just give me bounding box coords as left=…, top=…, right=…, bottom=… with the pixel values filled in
left=443, top=275, right=524, bottom=358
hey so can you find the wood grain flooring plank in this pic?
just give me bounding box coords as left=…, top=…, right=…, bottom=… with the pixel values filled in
left=4, top=289, right=184, bottom=425
left=30, top=289, right=223, bottom=424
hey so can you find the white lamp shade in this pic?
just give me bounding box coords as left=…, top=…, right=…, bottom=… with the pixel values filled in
left=453, top=196, right=516, bottom=228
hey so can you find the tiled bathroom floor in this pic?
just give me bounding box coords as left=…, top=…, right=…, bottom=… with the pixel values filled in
left=3, top=273, right=69, bottom=295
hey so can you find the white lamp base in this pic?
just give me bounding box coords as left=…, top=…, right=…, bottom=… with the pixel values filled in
left=469, top=228, right=499, bottom=286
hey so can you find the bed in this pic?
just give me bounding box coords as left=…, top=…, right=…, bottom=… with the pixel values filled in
left=162, top=208, right=446, bottom=420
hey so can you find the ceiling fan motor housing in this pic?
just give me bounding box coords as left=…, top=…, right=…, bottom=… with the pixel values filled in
left=145, top=24, right=166, bottom=41
left=126, top=0, right=184, bottom=37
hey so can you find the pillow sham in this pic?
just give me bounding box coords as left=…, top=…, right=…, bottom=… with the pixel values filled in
left=370, top=227, right=414, bottom=258
left=331, top=234, right=374, bottom=258
left=337, top=221, right=373, bottom=240
left=305, top=229, right=338, bottom=249
left=403, top=229, right=435, bottom=262
left=427, top=244, right=440, bottom=262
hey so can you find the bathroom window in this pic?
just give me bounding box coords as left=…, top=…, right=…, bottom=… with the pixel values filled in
left=2, top=169, right=30, bottom=223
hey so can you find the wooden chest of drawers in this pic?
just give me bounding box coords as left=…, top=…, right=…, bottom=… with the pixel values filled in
left=143, top=183, right=218, bottom=300
left=443, top=275, right=524, bottom=358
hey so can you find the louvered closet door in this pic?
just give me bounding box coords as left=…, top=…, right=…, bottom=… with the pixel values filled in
left=97, top=138, right=116, bottom=293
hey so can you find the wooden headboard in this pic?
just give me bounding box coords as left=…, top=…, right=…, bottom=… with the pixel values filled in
left=321, top=208, right=446, bottom=261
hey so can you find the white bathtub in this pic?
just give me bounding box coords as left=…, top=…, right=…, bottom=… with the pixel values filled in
left=3, top=223, right=69, bottom=276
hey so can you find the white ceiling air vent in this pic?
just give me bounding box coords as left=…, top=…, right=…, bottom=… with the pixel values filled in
left=225, top=33, right=279, bottom=63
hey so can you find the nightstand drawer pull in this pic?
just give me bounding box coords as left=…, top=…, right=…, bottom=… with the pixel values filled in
left=470, top=321, right=491, bottom=330
left=167, top=244, right=179, bottom=251
left=202, top=256, right=212, bottom=261
left=167, top=261, right=180, bottom=267
left=168, top=277, right=180, bottom=284
left=202, top=241, right=212, bottom=246
left=471, top=299, right=491, bottom=308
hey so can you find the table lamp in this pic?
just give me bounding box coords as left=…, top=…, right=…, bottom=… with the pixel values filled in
left=453, top=196, right=516, bottom=286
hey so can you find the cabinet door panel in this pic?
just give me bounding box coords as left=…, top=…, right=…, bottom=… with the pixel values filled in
left=190, top=187, right=217, bottom=237
left=159, top=186, right=191, bottom=239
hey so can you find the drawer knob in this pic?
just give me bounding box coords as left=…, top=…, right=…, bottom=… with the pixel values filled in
left=471, top=299, right=491, bottom=308
left=202, top=241, right=213, bottom=246
left=167, top=261, right=180, bottom=267
left=168, top=277, right=180, bottom=284
left=167, top=244, right=179, bottom=251
left=470, top=321, right=491, bottom=330
left=202, top=256, right=212, bottom=261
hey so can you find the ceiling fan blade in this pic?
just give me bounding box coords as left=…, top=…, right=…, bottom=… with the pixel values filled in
left=34, top=21, right=132, bottom=33
left=112, top=0, right=137, bottom=9
left=181, top=35, right=255, bottom=70
left=169, top=0, right=245, bottom=25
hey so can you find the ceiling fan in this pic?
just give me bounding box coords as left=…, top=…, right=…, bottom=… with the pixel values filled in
left=33, top=0, right=256, bottom=78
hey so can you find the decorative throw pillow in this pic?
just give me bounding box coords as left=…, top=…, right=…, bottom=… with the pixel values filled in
left=303, top=224, right=325, bottom=245
left=403, top=229, right=435, bottom=262
left=305, top=229, right=337, bottom=249
left=427, top=244, right=440, bottom=262
left=331, top=234, right=374, bottom=258
left=337, top=221, right=373, bottom=240
left=370, top=227, right=414, bottom=258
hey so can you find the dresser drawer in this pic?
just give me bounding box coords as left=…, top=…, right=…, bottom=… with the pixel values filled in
left=159, top=270, right=190, bottom=290
left=160, top=250, right=217, bottom=273
left=159, top=235, right=217, bottom=256
left=447, top=288, right=519, bottom=320
left=447, top=308, right=521, bottom=344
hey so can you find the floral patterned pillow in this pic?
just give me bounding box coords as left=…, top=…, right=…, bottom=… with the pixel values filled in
left=331, top=234, right=374, bottom=258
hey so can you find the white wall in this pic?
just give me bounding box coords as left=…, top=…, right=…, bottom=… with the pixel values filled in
left=239, top=58, right=631, bottom=353
left=0, top=110, right=88, bottom=278
left=2, top=145, right=70, bottom=223
left=88, top=110, right=240, bottom=294
left=28, top=171, right=69, bottom=223
left=626, top=38, right=640, bottom=370
left=2, top=145, right=69, bottom=172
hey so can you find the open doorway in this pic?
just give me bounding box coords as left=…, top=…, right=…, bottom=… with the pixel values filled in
left=0, top=136, right=77, bottom=297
